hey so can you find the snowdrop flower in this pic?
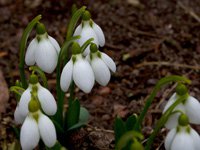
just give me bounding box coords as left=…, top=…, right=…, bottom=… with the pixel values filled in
left=20, top=99, right=56, bottom=149
left=87, top=43, right=116, bottom=86
left=16, top=74, right=57, bottom=123
left=73, top=10, right=105, bottom=56
left=165, top=114, right=200, bottom=150
left=163, top=93, right=200, bottom=129
left=60, top=42, right=94, bottom=93
left=25, top=22, right=60, bottom=73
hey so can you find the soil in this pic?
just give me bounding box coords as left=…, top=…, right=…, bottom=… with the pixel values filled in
left=1, top=0, right=200, bottom=149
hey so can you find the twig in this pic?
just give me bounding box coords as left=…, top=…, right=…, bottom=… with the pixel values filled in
left=86, top=124, right=114, bottom=134
left=178, top=1, right=200, bottom=23
left=135, top=61, right=200, bottom=71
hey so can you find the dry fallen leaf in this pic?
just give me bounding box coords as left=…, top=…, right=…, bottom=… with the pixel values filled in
left=0, top=70, right=9, bottom=113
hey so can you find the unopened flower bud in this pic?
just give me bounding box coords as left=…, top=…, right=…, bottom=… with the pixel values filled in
left=130, top=140, right=144, bottom=150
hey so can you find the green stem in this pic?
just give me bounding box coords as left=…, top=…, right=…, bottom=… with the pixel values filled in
left=54, top=36, right=80, bottom=125
left=29, top=66, right=48, bottom=88
left=19, top=15, right=42, bottom=88
left=134, top=75, right=190, bottom=130
left=69, top=81, right=75, bottom=106
left=144, top=94, right=188, bottom=150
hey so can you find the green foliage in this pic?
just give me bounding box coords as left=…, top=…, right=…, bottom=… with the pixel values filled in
left=65, top=99, right=80, bottom=129
left=67, top=107, right=90, bottom=131
left=114, top=114, right=143, bottom=150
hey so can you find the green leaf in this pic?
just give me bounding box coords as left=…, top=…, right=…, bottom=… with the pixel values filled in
left=45, top=141, right=67, bottom=150
left=116, top=131, right=144, bottom=150
left=66, top=99, right=80, bottom=129
left=67, top=107, right=90, bottom=131
left=126, top=114, right=138, bottom=131
left=52, top=119, right=64, bottom=134
left=114, top=117, right=127, bottom=144
left=19, top=15, right=42, bottom=88
left=66, top=6, right=86, bottom=40
left=29, top=66, right=48, bottom=88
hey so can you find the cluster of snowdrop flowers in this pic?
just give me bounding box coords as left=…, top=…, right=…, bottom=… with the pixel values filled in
left=25, top=22, right=60, bottom=73
left=74, top=10, right=105, bottom=56
left=14, top=74, right=57, bottom=149
left=163, top=84, right=200, bottom=150
left=60, top=42, right=116, bottom=93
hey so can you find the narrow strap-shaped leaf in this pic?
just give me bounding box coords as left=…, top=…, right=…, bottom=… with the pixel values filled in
left=126, top=114, right=137, bottom=131
left=114, top=117, right=127, bottom=144
left=65, top=99, right=80, bottom=129
left=66, top=6, right=86, bottom=40
left=19, top=15, right=42, bottom=88
left=67, top=107, right=90, bottom=131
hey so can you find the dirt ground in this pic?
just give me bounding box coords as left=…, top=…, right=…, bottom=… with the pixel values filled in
left=1, top=0, right=200, bottom=149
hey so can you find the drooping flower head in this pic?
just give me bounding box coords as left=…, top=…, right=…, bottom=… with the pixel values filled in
left=14, top=74, right=57, bottom=124
left=73, top=10, right=105, bottom=56
left=20, top=97, right=57, bottom=149
left=164, top=114, right=200, bottom=150
left=25, top=22, right=60, bottom=73
left=60, top=42, right=95, bottom=93
left=163, top=84, right=200, bottom=129
left=87, top=43, right=116, bottom=86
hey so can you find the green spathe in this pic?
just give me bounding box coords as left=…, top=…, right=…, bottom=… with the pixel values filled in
left=36, top=22, right=46, bottom=35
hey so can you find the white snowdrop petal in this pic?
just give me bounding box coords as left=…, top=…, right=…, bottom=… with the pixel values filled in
left=171, top=132, right=195, bottom=150
left=25, top=38, right=37, bottom=66
left=60, top=60, right=73, bottom=92
left=91, top=57, right=110, bottom=86
left=35, top=39, right=58, bottom=73
left=93, top=22, right=105, bottom=47
left=73, top=58, right=94, bottom=93
left=163, top=93, right=177, bottom=113
left=190, top=128, right=200, bottom=150
left=37, top=84, right=57, bottom=116
left=101, top=52, right=116, bottom=72
left=14, top=106, right=25, bottom=124
left=165, top=104, right=185, bottom=129
left=78, top=24, right=99, bottom=56
left=73, top=24, right=82, bottom=36
left=164, top=128, right=176, bottom=150
left=185, top=96, right=200, bottom=124
left=20, top=115, right=39, bottom=150
left=48, top=36, right=60, bottom=53
left=18, top=87, right=31, bottom=118
left=38, top=114, right=57, bottom=148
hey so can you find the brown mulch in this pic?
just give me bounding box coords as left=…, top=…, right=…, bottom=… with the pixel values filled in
left=1, top=0, right=200, bottom=149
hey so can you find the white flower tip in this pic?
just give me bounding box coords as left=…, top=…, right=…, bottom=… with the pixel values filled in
left=101, top=53, right=116, bottom=73
left=35, top=39, right=58, bottom=74
left=60, top=60, right=73, bottom=92
left=37, top=84, right=57, bottom=116
left=39, top=114, right=57, bottom=147
left=93, top=22, right=105, bottom=47
left=73, top=59, right=94, bottom=93
left=20, top=116, right=39, bottom=150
